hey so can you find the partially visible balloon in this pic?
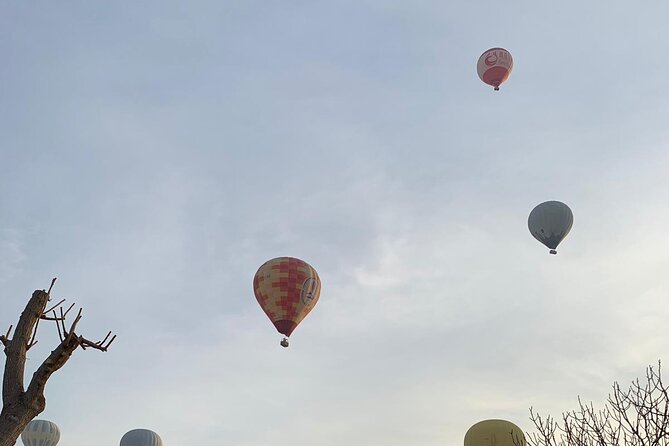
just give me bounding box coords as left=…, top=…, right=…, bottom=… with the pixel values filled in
left=464, top=419, right=526, bottom=446
left=528, top=200, right=574, bottom=254
left=21, top=419, right=60, bottom=446
left=120, top=429, right=163, bottom=446
left=253, top=256, right=321, bottom=347
left=477, top=47, right=513, bottom=91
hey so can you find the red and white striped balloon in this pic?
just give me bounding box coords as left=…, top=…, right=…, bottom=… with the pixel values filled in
left=477, top=47, right=513, bottom=91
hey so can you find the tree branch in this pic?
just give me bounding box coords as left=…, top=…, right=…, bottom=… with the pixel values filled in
left=66, top=309, right=83, bottom=336
left=79, top=333, right=116, bottom=351
left=0, top=325, right=12, bottom=348
left=27, top=317, right=40, bottom=350
left=42, top=299, right=65, bottom=316
left=53, top=311, right=63, bottom=342
left=528, top=362, right=669, bottom=446
left=24, top=333, right=81, bottom=407
left=46, top=277, right=57, bottom=295
left=2, top=290, right=50, bottom=403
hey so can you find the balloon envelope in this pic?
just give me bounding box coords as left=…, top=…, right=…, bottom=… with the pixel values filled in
left=21, top=419, right=60, bottom=446
left=477, top=48, right=513, bottom=90
left=253, top=256, right=321, bottom=337
left=528, top=200, right=574, bottom=254
left=120, top=429, right=163, bottom=446
left=464, top=419, right=526, bottom=446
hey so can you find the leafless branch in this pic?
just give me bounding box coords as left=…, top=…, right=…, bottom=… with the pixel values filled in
left=79, top=332, right=116, bottom=352
left=42, top=299, right=65, bottom=316
left=46, top=277, right=57, bottom=295
left=527, top=362, right=669, bottom=446
left=59, top=310, right=67, bottom=339
left=61, top=302, right=75, bottom=319
left=0, top=325, right=13, bottom=347
left=27, top=317, right=40, bottom=350
left=67, top=309, right=83, bottom=336
left=53, top=310, right=63, bottom=342
left=98, top=331, right=112, bottom=346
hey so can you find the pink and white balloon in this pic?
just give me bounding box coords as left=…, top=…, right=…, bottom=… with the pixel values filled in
left=477, top=47, right=513, bottom=91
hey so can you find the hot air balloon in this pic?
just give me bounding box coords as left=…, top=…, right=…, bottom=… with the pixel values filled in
left=120, top=429, right=163, bottom=446
left=464, top=419, right=526, bottom=446
left=528, top=200, right=574, bottom=254
left=21, top=419, right=60, bottom=446
left=253, top=256, right=321, bottom=347
left=477, top=47, right=513, bottom=91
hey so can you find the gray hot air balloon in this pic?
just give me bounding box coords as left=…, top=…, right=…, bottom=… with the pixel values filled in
left=120, top=429, right=163, bottom=446
left=21, top=419, right=60, bottom=446
left=528, top=201, right=573, bottom=254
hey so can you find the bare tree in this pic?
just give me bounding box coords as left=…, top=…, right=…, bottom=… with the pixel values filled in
left=526, top=362, right=669, bottom=446
left=0, top=279, right=115, bottom=446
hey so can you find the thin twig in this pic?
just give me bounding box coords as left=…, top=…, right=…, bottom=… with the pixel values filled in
left=62, top=302, right=75, bottom=318
left=68, top=309, right=83, bottom=334
left=99, top=331, right=112, bottom=346
left=47, top=277, right=57, bottom=295
left=1, top=325, right=14, bottom=347
left=43, top=299, right=66, bottom=315
left=60, top=314, right=67, bottom=338
left=53, top=310, right=63, bottom=342
left=27, top=317, right=40, bottom=349
left=79, top=333, right=116, bottom=352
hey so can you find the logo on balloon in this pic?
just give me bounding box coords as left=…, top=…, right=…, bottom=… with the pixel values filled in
left=484, top=52, right=498, bottom=66
left=300, top=277, right=318, bottom=305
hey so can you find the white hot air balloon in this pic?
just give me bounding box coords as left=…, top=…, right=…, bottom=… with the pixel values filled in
left=120, top=428, right=163, bottom=446
left=528, top=200, right=574, bottom=254
left=21, top=419, right=60, bottom=446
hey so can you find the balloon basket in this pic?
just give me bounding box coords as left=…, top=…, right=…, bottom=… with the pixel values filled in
left=549, top=249, right=557, bottom=255
left=280, top=338, right=289, bottom=348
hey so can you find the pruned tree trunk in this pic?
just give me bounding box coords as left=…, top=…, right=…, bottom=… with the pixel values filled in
left=0, top=280, right=115, bottom=446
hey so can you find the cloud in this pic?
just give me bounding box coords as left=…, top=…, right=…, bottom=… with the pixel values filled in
left=4, top=2, right=669, bottom=445
left=0, top=228, right=27, bottom=283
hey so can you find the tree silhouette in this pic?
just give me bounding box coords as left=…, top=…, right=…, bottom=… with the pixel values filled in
left=526, top=363, right=669, bottom=446
left=0, top=279, right=115, bottom=446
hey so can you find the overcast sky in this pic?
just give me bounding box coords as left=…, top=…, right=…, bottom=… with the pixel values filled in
left=2, top=1, right=669, bottom=445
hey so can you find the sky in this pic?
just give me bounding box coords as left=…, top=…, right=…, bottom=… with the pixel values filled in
left=2, top=1, right=669, bottom=445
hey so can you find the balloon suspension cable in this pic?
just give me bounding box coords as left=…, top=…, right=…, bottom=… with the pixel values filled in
left=549, top=249, right=557, bottom=255
left=280, top=337, right=289, bottom=348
